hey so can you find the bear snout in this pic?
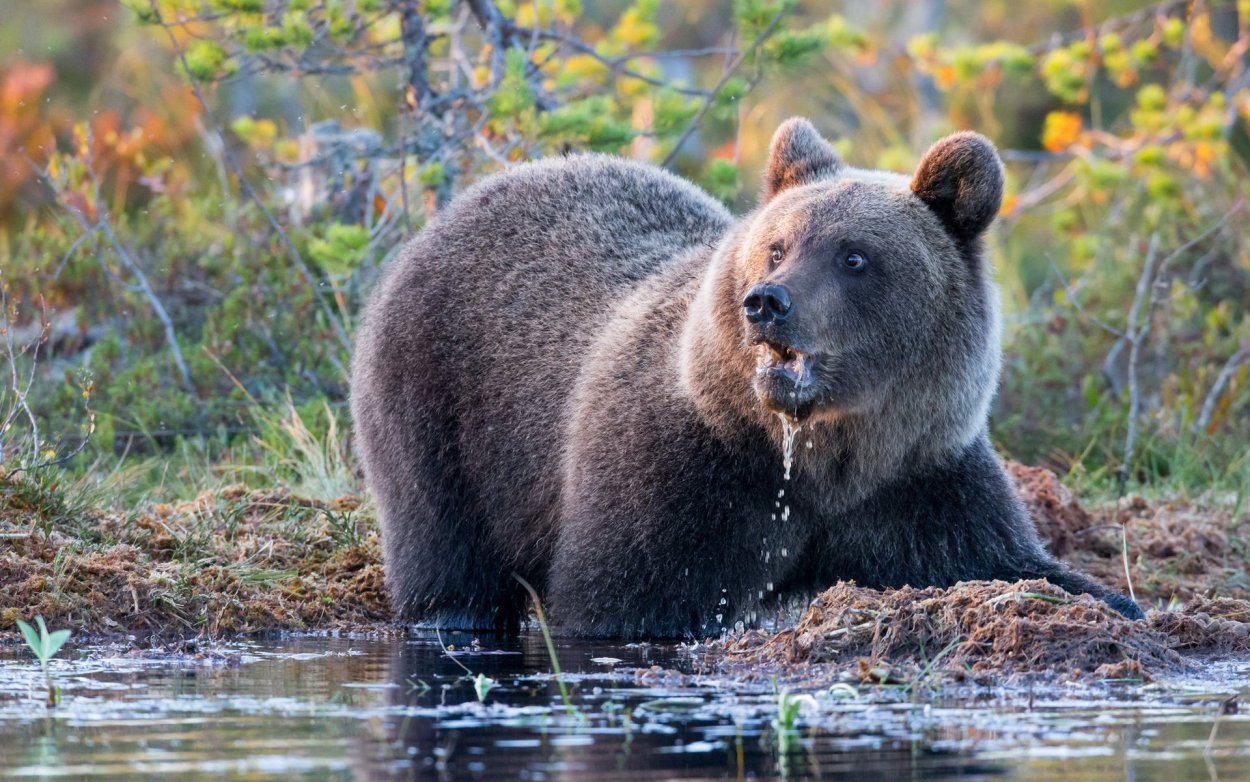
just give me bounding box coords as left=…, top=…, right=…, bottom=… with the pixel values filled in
left=743, top=282, right=792, bottom=325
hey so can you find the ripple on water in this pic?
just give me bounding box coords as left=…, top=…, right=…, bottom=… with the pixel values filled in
left=0, top=633, right=1247, bottom=780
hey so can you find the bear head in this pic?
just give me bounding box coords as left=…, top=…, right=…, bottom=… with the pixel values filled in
left=681, top=118, right=1005, bottom=459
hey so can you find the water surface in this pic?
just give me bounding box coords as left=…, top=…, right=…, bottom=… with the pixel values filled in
left=1, top=631, right=1248, bottom=780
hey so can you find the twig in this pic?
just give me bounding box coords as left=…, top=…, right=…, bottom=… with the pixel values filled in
left=519, top=26, right=712, bottom=97
left=1193, top=345, right=1250, bottom=435
left=434, top=627, right=475, bottom=676
left=512, top=572, right=577, bottom=719
left=0, top=288, right=46, bottom=468
left=29, top=153, right=194, bottom=393
left=1049, top=258, right=1125, bottom=339
left=1118, top=231, right=1160, bottom=499
left=661, top=7, right=790, bottom=168
left=149, top=1, right=353, bottom=356
left=1206, top=694, right=1239, bottom=757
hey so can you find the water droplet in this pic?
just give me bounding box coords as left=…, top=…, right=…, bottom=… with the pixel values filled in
left=778, top=414, right=802, bottom=481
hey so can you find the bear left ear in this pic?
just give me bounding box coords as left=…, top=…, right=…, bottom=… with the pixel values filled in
left=763, top=118, right=844, bottom=202
left=910, top=132, right=1004, bottom=244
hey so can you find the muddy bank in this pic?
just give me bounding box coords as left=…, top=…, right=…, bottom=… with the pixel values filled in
left=0, top=477, right=391, bottom=639
left=1009, top=463, right=1250, bottom=603
left=712, top=467, right=1250, bottom=683
left=719, top=579, right=1250, bottom=683
left=1, top=462, right=1246, bottom=661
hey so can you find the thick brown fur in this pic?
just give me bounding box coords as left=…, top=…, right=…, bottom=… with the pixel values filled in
left=351, top=118, right=1141, bottom=637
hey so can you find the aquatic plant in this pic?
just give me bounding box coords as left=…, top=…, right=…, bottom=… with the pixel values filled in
left=514, top=573, right=578, bottom=720
left=16, top=616, right=71, bottom=707
left=773, top=689, right=815, bottom=777
left=473, top=673, right=496, bottom=703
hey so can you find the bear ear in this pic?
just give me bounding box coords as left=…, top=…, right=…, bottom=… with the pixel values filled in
left=763, top=118, right=844, bottom=202
left=910, top=132, right=1004, bottom=244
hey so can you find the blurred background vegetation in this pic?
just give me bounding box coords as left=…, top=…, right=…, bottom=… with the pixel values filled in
left=1, top=0, right=1248, bottom=508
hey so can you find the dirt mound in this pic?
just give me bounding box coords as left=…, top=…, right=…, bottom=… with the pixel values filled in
left=1006, top=463, right=1091, bottom=557
left=1006, top=462, right=1249, bottom=605
left=0, top=477, right=391, bottom=640
left=722, top=579, right=1250, bottom=681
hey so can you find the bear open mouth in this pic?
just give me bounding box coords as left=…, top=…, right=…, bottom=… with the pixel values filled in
left=756, top=341, right=812, bottom=386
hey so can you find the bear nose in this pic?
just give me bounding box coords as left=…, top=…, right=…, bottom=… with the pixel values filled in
left=743, top=283, right=792, bottom=325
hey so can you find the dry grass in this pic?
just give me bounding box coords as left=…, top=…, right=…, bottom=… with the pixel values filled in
left=0, top=475, right=391, bottom=640
left=720, top=579, right=1250, bottom=683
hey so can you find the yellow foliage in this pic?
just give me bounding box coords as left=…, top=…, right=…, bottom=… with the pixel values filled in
left=1041, top=111, right=1082, bottom=152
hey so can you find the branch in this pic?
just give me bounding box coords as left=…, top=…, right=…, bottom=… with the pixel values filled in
left=398, top=0, right=437, bottom=112
left=1193, top=345, right=1250, bottom=436
left=30, top=154, right=194, bottom=393
left=518, top=26, right=712, bottom=97
left=149, top=1, right=354, bottom=356
left=465, top=0, right=556, bottom=110
left=1117, top=231, right=1160, bottom=498
left=1136, top=199, right=1245, bottom=342
left=660, top=7, right=790, bottom=169
left=1048, top=258, right=1124, bottom=339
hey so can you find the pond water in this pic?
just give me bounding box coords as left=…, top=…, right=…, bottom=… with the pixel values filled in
left=0, top=630, right=1248, bottom=780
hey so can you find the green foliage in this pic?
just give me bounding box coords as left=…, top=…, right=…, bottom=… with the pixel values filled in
left=308, top=223, right=370, bottom=275
left=703, top=158, right=742, bottom=203
left=182, top=40, right=235, bottom=81
left=16, top=616, right=71, bottom=708
left=539, top=96, right=636, bottom=152
left=3, top=0, right=1247, bottom=509
left=473, top=673, right=496, bottom=702
left=418, top=160, right=446, bottom=187
left=488, top=48, right=536, bottom=118
left=765, top=28, right=826, bottom=67
left=16, top=616, right=71, bottom=667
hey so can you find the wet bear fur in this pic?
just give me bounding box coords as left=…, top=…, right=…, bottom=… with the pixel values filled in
left=350, top=118, right=1142, bottom=637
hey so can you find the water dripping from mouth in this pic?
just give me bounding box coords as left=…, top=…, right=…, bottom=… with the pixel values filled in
left=778, top=414, right=802, bottom=481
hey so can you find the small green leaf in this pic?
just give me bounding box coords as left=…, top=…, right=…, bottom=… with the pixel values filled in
left=16, top=620, right=42, bottom=662
left=44, top=630, right=72, bottom=661
left=474, top=673, right=495, bottom=702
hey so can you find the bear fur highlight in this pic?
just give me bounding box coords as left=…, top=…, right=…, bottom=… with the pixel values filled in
left=351, top=118, right=1141, bottom=637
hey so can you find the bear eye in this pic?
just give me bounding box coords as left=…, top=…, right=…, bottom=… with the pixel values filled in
left=769, top=245, right=783, bottom=265
left=843, top=251, right=867, bottom=272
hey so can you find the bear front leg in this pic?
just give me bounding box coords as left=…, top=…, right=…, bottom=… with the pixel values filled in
left=1008, top=559, right=1145, bottom=620
left=815, top=435, right=1144, bottom=620
left=547, top=491, right=801, bottom=638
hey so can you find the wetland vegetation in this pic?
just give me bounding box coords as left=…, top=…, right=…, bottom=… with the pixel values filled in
left=3, top=0, right=1250, bottom=777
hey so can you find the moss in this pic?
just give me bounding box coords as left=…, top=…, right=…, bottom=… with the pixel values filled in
left=0, top=474, right=390, bottom=640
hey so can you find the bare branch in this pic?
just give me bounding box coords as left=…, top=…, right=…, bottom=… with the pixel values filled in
left=29, top=152, right=195, bottom=393
left=660, top=7, right=790, bottom=169
left=1117, top=230, right=1160, bottom=498
left=1193, top=345, right=1250, bottom=436
left=149, top=0, right=354, bottom=356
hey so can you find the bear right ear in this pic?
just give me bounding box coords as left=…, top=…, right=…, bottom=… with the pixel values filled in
left=910, top=132, right=1004, bottom=244
left=763, top=118, right=844, bottom=202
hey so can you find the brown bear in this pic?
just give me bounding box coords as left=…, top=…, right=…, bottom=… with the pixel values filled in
left=350, top=118, right=1142, bottom=637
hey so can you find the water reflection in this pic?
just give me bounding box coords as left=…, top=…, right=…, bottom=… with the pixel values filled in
left=0, top=631, right=1246, bottom=780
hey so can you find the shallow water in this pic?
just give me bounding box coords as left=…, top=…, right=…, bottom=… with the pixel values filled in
left=1, top=631, right=1249, bottom=780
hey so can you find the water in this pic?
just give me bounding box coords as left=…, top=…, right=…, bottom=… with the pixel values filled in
left=2, top=632, right=1249, bottom=780
left=779, top=415, right=802, bottom=482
